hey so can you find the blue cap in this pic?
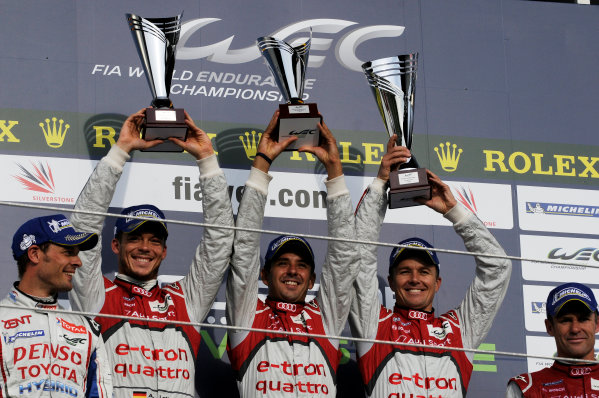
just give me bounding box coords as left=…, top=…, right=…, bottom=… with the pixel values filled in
left=546, top=282, right=598, bottom=317
left=264, top=235, right=315, bottom=271
left=389, top=237, right=439, bottom=273
left=114, top=205, right=168, bottom=238
left=12, top=214, right=98, bottom=260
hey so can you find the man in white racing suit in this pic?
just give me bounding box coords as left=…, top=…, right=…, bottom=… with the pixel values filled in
left=2, top=214, right=111, bottom=398
left=350, top=137, right=512, bottom=398
left=226, top=111, right=358, bottom=397
left=68, top=109, right=234, bottom=398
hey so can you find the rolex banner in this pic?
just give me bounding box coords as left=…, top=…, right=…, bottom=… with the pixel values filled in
left=2, top=1, right=599, bottom=397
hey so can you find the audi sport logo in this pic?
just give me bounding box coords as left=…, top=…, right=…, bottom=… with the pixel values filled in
left=570, top=367, right=592, bottom=376
left=275, top=302, right=297, bottom=312
left=408, top=310, right=428, bottom=321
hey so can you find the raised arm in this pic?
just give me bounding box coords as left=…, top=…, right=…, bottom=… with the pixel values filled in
left=226, top=111, right=297, bottom=344
left=350, top=136, right=411, bottom=341
left=420, top=170, right=512, bottom=349
left=70, top=109, right=162, bottom=313
left=170, top=113, right=235, bottom=323
left=298, top=121, right=358, bottom=336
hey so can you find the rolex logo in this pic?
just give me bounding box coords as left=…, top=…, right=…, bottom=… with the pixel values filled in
left=239, top=130, right=262, bottom=160
left=434, top=141, right=462, bottom=172
left=39, top=117, right=70, bottom=148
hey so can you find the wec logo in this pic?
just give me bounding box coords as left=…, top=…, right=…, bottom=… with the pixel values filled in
left=178, top=18, right=405, bottom=71
left=289, top=129, right=317, bottom=136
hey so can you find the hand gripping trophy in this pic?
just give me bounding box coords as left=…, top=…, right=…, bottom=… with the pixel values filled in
left=363, top=53, right=431, bottom=208
left=257, top=32, right=322, bottom=150
left=127, top=13, right=187, bottom=152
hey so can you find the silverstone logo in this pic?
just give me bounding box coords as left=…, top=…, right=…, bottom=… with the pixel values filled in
left=178, top=18, right=405, bottom=71
left=526, top=202, right=599, bottom=217
left=453, top=186, right=477, bottom=214
left=13, top=162, right=55, bottom=194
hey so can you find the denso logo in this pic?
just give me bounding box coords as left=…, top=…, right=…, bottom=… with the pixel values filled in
left=570, top=367, right=592, bottom=376
left=178, top=18, right=405, bottom=71
left=548, top=247, right=599, bottom=262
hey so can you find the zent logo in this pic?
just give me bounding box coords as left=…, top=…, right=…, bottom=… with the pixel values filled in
left=3, top=315, right=32, bottom=329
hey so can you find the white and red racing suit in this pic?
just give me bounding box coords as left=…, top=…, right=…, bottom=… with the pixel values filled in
left=507, top=362, right=599, bottom=397
left=68, top=146, right=234, bottom=398
left=0, top=285, right=112, bottom=398
left=226, top=167, right=358, bottom=397
left=350, top=178, right=512, bottom=398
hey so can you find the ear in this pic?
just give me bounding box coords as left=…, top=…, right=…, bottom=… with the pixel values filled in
left=387, top=274, right=394, bottom=291
left=260, top=268, right=269, bottom=287
left=435, top=276, right=442, bottom=293
left=595, top=313, right=599, bottom=334
left=161, top=245, right=167, bottom=260
left=308, top=272, right=316, bottom=290
left=27, top=246, right=43, bottom=265
left=545, top=318, right=555, bottom=336
left=111, top=238, right=120, bottom=255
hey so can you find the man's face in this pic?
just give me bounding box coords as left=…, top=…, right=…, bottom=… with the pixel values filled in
left=388, top=257, right=441, bottom=312
left=112, top=228, right=167, bottom=281
left=36, top=244, right=82, bottom=294
left=546, top=306, right=599, bottom=360
left=261, top=252, right=315, bottom=304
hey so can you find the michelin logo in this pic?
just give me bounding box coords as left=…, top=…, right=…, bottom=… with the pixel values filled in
left=552, top=287, right=591, bottom=305
left=4, top=329, right=44, bottom=344
left=527, top=202, right=599, bottom=217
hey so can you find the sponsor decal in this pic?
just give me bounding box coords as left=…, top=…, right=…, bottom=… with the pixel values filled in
left=58, top=318, right=87, bottom=334
left=434, top=141, right=463, bottom=172
left=255, top=359, right=330, bottom=395
left=47, top=218, right=72, bottom=234
left=132, top=286, right=152, bottom=298
left=275, top=302, right=298, bottom=312
left=387, top=371, right=457, bottom=391
left=8, top=290, right=17, bottom=303
left=4, top=329, right=44, bottom=344
left=570, top=367, right=592, bottom=376
left=526, top=202, right=599, bottom=217
left=149, top=294, right=174, bottom=314
left=61, top=334, right=87, bottom=347
left=39, top=117, right=69, bottom=148
left=453, top=185, right=477, bottom=214
left=548, top=247, right=599, bottom=262
left=125, top=209, right=162, bottom=223
left=19, top=234, right=36, bottom=252
left=531, top=302, right=546, bottom=314
left=427, top=321, right=453, bottom=340
left=592, top=377, right=599, bottom=390
left=408, top=310, right=429, bottom=321
left=551, top=287, right=592, bottom=305
left=133, top=392, right=147, bottom=398
left=3, top=315, right=32, bottom=329
left=19, top=380, right=78, bottom=397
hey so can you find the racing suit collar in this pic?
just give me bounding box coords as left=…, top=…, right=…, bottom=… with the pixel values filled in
left=393, top=305, right=435, bottom=321
left=12, top=282, right=58, bottom=308
left=265, top=296, right=305, bottom=316
left=553, top=361, right=599, bottom=378
left=116, top=273, right=158, bottom=291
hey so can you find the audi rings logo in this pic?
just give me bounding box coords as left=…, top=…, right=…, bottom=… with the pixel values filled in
left=409, top=310, right=428, bottom=321
left=570, top=367, right=592, bottom=376
left=276, top=302, right=297, bottom=312
left=178, top=18, right=405, bottom=71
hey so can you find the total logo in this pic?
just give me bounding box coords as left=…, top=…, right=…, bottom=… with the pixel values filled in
left=178, top=18, right=406, bottom=72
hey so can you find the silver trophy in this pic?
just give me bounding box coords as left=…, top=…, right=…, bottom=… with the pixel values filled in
left=127, top=13, right=187, bottom=152
left=257, top=33, right=321, bottom=151
left=363, top=53, right=430, bottom=208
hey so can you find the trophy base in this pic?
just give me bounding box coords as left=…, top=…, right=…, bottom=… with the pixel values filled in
left=141, top=107, right=188, bottom=152
left=277, top=103, right=322, bottom=151
left=388, top=168, right=431, bottom=209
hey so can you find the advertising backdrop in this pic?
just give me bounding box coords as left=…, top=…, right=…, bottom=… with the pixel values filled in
left=1, top=0, right=599, bottom=396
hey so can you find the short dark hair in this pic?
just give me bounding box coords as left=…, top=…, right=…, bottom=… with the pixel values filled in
left=115, top=223, right=167, bottom=245
left=16, top=242, right=51, bottom=278
left=388, top=252, right=440, bottom=278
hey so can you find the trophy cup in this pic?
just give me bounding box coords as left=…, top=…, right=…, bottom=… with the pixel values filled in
left=127, top=13, right=187, bottom=152
left=362, top=53, right=430, bottom=208
left=257, top=33, right=321, bottom=151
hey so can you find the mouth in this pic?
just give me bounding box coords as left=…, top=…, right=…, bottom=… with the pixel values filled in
left=131, top=255, right=153, bottom=264
left=283, top=280, right=301, bottom=287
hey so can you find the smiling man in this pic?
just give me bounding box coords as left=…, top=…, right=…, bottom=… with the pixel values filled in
left=507, top=282, right=599, bottom=397
left=1, top=214, right=111, bottom=398
left=226, top=111, right=358, bottom=397
left=349, top=136, right=512, bottom=398
left=68, top=109, right=234, bottom=398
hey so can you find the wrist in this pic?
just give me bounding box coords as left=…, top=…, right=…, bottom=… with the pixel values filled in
left=252, top=155, right=271, bottom=173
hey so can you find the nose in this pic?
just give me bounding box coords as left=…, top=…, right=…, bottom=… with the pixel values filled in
left=72, top=255, right=82, bottom=268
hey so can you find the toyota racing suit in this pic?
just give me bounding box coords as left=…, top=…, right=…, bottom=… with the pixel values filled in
left=507, top=362, right=599, bottom=397
left=68, top=146, right=234, bottom=398
left=0, top=284, right=112, bottom=398
left=349, top=178, right=511, bottom=398
left=226, top=168, right=358, bottom=397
